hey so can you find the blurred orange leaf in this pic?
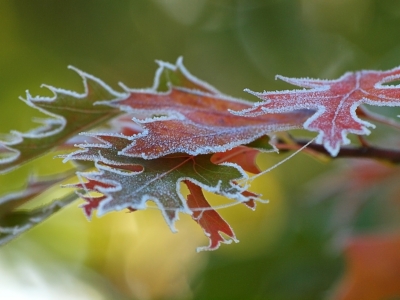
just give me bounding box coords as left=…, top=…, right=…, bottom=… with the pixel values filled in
left=333, top=234, right=400, bottom=300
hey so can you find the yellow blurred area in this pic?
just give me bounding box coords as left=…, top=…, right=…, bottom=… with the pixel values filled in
left=5, top=188, right=206, bottom=299
left=1, top=152, right=287, bottom=300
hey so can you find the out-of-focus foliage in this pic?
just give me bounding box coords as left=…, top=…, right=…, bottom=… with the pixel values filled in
left=1, top=0, right=400, bottom=299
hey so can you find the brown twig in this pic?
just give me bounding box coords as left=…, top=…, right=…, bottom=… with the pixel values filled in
left=281, top=139, right=400, bottom=164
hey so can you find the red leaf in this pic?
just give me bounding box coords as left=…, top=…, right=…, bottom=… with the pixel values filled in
left=211, top=146, right=261, bottom=174
left=333, top=234, right=400, bottom=300
left=97, top=58, right=313, bottom=159
left=211, top=135, right=276, bottom=175
left=185, top=180, right=238, bottom=252
left=235, top=66, right=400, bottom=156
left=240, top=190, right=259, bottom=210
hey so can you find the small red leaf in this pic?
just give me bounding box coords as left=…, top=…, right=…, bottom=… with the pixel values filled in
left=80, top=195, right=107, bottom=219
left=185, top=180, right=238, bottom=252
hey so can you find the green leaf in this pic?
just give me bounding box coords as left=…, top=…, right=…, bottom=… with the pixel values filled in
left=65, top=135, right=256, bottom=232
left=0, top=66, right=125, bottom=174
left=0, top=192, right=78, bottom=246
left=0, top=174, right=69, bottom=217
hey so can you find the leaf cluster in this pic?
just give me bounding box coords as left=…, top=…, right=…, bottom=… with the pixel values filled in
left=1, top=58, right=400, bottom=255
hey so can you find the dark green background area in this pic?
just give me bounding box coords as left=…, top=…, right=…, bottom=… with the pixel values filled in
left=1, top=1, right=400, bottom=299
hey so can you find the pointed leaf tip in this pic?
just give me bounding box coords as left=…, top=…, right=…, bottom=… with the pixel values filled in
left=185, top=181, right=238, bottom=252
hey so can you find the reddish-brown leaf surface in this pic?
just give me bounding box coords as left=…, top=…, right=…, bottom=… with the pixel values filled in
left=209, top=135, right=275, bottom=175
left=235, top=66, right=400, bottom=156
left=185, top=180, right=238, bottom=251
left=333, top=234, right=400, bottom=300
left=211, top=146, right=261, bottom=174
left=96, top=58, right=313, bottom=159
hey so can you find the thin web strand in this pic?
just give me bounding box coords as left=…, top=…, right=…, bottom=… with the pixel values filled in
left=127, top=139, right=315, bottom=213
left=137, top=198, right=270, bottom=212
left=243, top=137, right=316, bottom=184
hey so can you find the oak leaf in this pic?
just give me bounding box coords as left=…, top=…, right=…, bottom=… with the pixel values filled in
left=235, top=67, right=400, bottom=156
left=65, top=134, right=257, bottom=250
left=0, top=58, right=313, bottom=250
left=95, top=58, right=313, bottom=159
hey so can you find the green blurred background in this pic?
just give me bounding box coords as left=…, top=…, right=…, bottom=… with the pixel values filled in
left=1, top=0, right=400, bottom=299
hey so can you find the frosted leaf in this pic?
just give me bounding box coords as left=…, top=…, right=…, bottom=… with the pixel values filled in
left=235, top=66, right=400, bottom=156
left=100, top=66, right=313, bottom=158
left=0, top=193, right=77, bottom=246
left=0, top=66, right=126, bottom=173
left=64, top=133, right=260, bottom=237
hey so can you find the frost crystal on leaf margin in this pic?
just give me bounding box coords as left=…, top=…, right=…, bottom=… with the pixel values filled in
left=64, top=133, right=259, bottom=238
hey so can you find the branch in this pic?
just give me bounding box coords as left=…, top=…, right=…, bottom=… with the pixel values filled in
left=276, top=138, right=400, bottom=164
